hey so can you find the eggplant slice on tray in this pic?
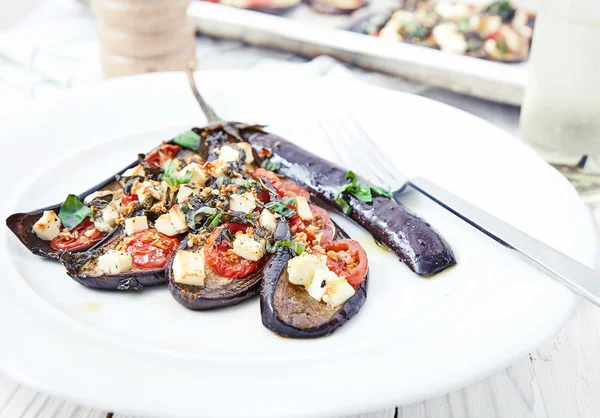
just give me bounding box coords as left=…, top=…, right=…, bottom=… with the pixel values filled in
left=261, top=219, right=368, bottom=338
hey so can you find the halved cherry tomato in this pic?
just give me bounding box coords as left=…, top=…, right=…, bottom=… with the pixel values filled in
left=50, top=218, right=105, bottom=251
left=253, top=168, right=310, bottom=201
left=204, top=223, right=264, bottom=279
left=124, top=229, right=180, bottom=270
left=324, top=239, right=368, bottom=288
left=289, top=204, right=335, bottom=245
left=121, top=193, right=138, bottom=206
left=144, top=143, right=181, bottom=168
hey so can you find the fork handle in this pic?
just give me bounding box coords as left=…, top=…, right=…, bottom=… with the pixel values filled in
left=404, top=176, right=600, bottom=307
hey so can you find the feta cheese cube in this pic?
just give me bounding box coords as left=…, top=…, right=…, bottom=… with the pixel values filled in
left=177, top=185, right=195, bottom=203
left=433, top=22, right=467, bottom=54
left=97, top=250, right=133, bottom=274
left=207, top=159, right=229, bottom=177
left=181, top=162, right=207, bottom=187
left=296, top=196, right=313, bottom=221
left=155, top=205, right=188, bottom=236
left=32, top=210, right=62, bottom=241
left=322, top=275, right=355, bottom=308
left=259, top=209, right=277, bottom=233
left=172, top=250, right=206, bottom=286
left=286, top=252, right=328, bottom=286
left=232, top=234, right=266, bottom=261
left=305, top=268, right=331, bottom=302
left=124, top=215, right=149, bottom=236
left=229, top=192, right=256, bottom=214
left=133, top=180, right=161, bottom=202
left=94, top=206, right=120, bottom=233
left=218, top=145, right=242, bottom=162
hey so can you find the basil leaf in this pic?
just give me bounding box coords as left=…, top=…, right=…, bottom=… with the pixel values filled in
left=215, top=177, right=253, bottom=189
left=162, top=160, right=193, bottom=187
left=345, top=171, right=358, bottom=188
left=261, top=159, right=280, bottom=172
left=351, top=185, right=373, bottom=203
left=335, top=193, right=351, bottom=215
left=264, top=201, right=296, bottom=218
left=174, top=131, right=201, bottom=151
left=267, top=240, right=305, bottom=255
left=496, top=38, right=508, bottom=54
left=370, top=185, right=393, bottom=199
left=204, top=211, right=224, bottom=230
left=58, top=194, right=93, bottom=230
left=280, top=197, right=297, bottom=205
left=185, top=206, right=218, bottom=230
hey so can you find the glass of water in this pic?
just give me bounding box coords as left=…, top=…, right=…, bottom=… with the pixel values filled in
left=520, top=0, right=600, bottom=203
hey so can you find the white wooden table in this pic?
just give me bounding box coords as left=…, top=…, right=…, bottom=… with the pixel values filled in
left=1, top=1, right=599, bottom=417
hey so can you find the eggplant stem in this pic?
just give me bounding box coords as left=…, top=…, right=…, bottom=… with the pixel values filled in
left=186, top=65, right=220, bottom=124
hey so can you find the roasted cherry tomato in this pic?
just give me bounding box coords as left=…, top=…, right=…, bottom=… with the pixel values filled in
left=253, top=168, right=310, bottom=201
left=120, top=193, right=138, bottom=206
left=124, top=229, right=180, bottom=269
left=289, top=204, right=335, bottom=245
left=50, top=218, right=104, bottom=251
left=144, top=143, right=181, bottom=168
left=204, top=223, right=264, bottom=279
left=324, top=239, right=368, bottom=288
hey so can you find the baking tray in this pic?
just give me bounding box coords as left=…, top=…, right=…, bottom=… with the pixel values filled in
left=188, top=0, right=537, bottom=105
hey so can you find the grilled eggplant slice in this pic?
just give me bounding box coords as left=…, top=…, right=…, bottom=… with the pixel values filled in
left=213, top=0, right=301, bottom=14
left=261, top=219, right=367, bottom=338
left=185, top=69, right=455, bottom=276
left=6, top=142, right=198, bottom=260
left=167, top=227, right=278, bottom=310
left=60, top=225, right=178, bottom=290
left=6, top=174, right=130, bottom=260
left=307, top=0, right=366, bottom=15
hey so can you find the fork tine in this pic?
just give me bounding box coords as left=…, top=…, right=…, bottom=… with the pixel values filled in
left=335, top=117, right=390, bottom=187
left=348, top=115, right=406, bottom=183
left=318, top=120, right=354, bottom=169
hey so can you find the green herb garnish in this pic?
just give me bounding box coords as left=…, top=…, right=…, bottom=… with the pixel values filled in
left=261, top=159, right=280, bottom=172
left=215, top=176, right=253, bottom=189
left=204, top=211, right=224, bottom=230
left=173, top=131, right=201, bottom=151
left=58, top=194, right=93, bottom=230
left=264, top=201, right=296, bottom=218
left=267, top=240, right=305, bottom=255
left=404, top=21, right=428, bottom=39
left=335, top=171, right=392, bottom=214
left=185, top=206, right=218, bottom=230
left=466, top=39, right=483, bottom=52
left=496, top=38, right=508, bottom=53
left=162, top=160, right=193, bottom=187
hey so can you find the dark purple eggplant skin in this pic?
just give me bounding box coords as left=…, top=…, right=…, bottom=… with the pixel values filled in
left=307, top=0, right=366, bottom=15
left=260, top=220, right=367, bottom=338
left=242, top=130, right=456, bottom=276
left=60, top=226, right=169, bottom=291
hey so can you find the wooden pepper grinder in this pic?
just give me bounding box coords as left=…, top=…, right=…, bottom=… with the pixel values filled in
left=91, top=0, right=196, bottom=78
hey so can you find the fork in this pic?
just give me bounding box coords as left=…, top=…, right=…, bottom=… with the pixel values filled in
left=319, top=116, right=600, bottom=308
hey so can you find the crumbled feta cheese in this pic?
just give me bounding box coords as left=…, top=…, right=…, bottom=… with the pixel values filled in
left=181, top=162, right=207, bottom=187
left=432, top=22, right=467, bottom=54
left=296, top=196, right=313, bottom=221
left=232, top=234, right=266, bottom=261
left=172, top=250, right=206, bottom=286
left=229, top=192, right=256, bottom=214
left=155, top=205, right=188, bottom=236
left=286, top=252, right=328, bottom=286
left=218, top=145, right=242, bottom=162
left=259, top=209, right=277, bottom=233
left=121, top=164, right=145, bottom=178
left=207, top=159, right=229, bottom=177
left=177, top=185, right=195, bottom=204
left=32, top=210, right=62, bottom=241
left=305, top=268, right=330, bottom=302
left=133, top=180, right=161, bottom=202
left=124, top=215, right=148, bottom=236
left=94, top=206, right=120, bottom=232
left=322, top=274, right=356, bottom=308
left=97, top=250, right=133, bottom=274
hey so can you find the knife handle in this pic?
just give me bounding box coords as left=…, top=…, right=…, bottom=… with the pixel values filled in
left=405, top=176, right=600, bottom=307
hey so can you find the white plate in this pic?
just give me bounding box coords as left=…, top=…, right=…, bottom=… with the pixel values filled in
left=0, top=71, right=596, bottom=418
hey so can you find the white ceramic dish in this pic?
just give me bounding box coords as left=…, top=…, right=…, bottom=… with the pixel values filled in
left=0, top=71, right=596, bottom=417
